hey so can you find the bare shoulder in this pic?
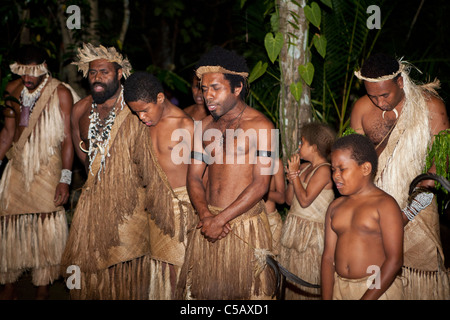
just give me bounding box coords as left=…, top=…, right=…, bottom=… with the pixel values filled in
left=72, top=95, right=92, bottom=116
left=371, top=187, right=401, bottom=213
left=56, top=83, right=73, bottom=103
left=244, top=106, right=275, bottom=130
left=183, top=104, right=195, bottom=115
left=425, top=93, right=449, bottom=134
left=156, top=106, right=195, bottom=141
left=353, top=95, right=373, bottom=111
left=328, top=196, right=346, bottom=215
left=176, top=112, right=195, bottom=135
left=5, top=78, right=22, bottom=96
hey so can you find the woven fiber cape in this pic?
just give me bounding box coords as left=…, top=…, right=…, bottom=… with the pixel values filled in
left=0, top=78, right=79, bottom=285
left=142, top=135, right=196, bottom=299
left=374, top=77, right=450, bottom=299
left=61, top=108, right=152, bottom=299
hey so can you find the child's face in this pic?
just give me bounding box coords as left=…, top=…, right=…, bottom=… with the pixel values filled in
left=299, top=137, right=314, bottom=160
left=331, top=148, right=366, bottom=196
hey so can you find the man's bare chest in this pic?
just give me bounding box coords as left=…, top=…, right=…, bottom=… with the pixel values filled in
left=363, top=115, right=397, bottom=146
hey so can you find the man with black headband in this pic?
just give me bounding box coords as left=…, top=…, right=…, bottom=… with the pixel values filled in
left=0, top=44, right=78, bottom=299
left=177, top=46, right=277, bottom=300
left=350, top=53, right=450, bottom=299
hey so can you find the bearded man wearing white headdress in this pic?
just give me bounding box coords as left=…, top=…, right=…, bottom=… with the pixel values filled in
left=60, top=43, right=156, bottom=300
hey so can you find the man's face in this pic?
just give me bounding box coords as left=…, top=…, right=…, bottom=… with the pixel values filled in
left=88, top=59, right=122, bottom=104
left=364, top=77, right=404, bottom=112
left=21, top=64, right=45, bottom=91
left=192, top=76, right=204, bottom=106
left=127, top=94, right=165, bottom=127
left=200, top=73, right=241, bottom=121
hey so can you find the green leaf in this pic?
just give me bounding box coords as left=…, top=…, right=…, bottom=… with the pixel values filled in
left=248, top=61, right=268, bottom=84
left=320, top=0, right=333, bottom=9
left=298, top=62, right=315, bottom=86
left=264, top=32, right=283, bottom=64
left=290, top=81, right=303, bottom=102
left=304, top=2, right=321, bottom=28
left=313, top=34, right=327, bottom=58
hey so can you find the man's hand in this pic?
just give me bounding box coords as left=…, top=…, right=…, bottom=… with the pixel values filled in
left=54, top=182, right=70, bottom=206
left=198, top=213, right=231, bottom=243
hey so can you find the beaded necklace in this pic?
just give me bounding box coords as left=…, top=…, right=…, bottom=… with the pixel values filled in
left=87, top=86, right=125, bottom=178
left=19, top=73, right=49, bottom=127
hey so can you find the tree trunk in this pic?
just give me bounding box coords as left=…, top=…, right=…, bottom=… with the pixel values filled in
left=56, top=1, right=85, bottom=97
left=19, top=8, right=31, bottom=44
left=88, top=0, right=100, bottom=45
left=277, top=0, right=312, bottom=162
left=119, top=0, right=130, bottom=46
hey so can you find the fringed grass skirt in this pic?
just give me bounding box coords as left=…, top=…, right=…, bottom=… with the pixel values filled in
left=279, top=213, right=323, bottom=300
left=177, top=201, right=276, bottom=300
left=0, top=210, right=68, bottom=286
left=68, top=254, right=151, bottom=300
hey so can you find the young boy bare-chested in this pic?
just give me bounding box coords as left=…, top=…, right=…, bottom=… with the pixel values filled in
left=321, top=134, right=404, bottom=300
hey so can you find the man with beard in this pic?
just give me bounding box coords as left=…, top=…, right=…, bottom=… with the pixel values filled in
left=61, top=43, right=152, bottom=299
left=176, top=46, right=277, bottom=300
left=0, top=45, right=78, bottom=299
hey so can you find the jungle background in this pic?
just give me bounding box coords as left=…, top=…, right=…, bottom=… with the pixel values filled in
left=0, top=0, right=449, bottom=299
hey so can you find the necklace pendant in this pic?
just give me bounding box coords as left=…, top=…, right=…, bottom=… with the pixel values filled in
left=98, top=144, right=105, bottom=155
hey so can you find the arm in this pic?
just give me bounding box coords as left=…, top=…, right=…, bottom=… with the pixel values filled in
left=350, top=97, right=367, bottom=135
left=186, top=119, right=213, bottom=224
left=0, top=81, right=19, bottom=161
left=321, top=202, right=338, bottom=300
left=71, top=100, right=87, bottom=165
left=284, top=155, right=302, bottom=205
left=54, top=85, right=74, bottom=206
left=288, top=154, right=332, bottom=208
left=266, top=158, right=285, bottom=204
left=360, top=197, right=404, bottom=300
left=0, top=110, right=16, bottom=161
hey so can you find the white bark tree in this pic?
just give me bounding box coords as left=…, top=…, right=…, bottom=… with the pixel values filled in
left=277, top=0, right=312, bottom=161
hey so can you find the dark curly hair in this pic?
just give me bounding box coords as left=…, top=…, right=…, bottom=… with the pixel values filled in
left=123, top=71, right=164, bottom=104
left=300, top=122, right=337, bottom=161
left=360, top=53, right=400, bottom=81
left=195, top=46, right=249, bottom=99
left=17, top=44, right=48, bottom=65
left=331, top=134, right=378, bottom=178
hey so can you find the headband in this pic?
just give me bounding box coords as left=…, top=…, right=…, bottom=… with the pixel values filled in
left=196, top=66, right=249, bottom=79
left=10, top=62, right=48, bottom=77
left=72, top=43, right=132, bottom=79
left=354, top=61, right=405, bottom=82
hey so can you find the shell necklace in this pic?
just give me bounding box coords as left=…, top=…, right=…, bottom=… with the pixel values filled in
left=87, top=86, right=125, bottom=178
left=19, top=73, right=49, bottom=126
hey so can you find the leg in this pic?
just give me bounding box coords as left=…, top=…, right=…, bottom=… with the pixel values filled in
left=0, top=283, right=18, bottom=300
left=35, top=285, right=50, bottom=300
